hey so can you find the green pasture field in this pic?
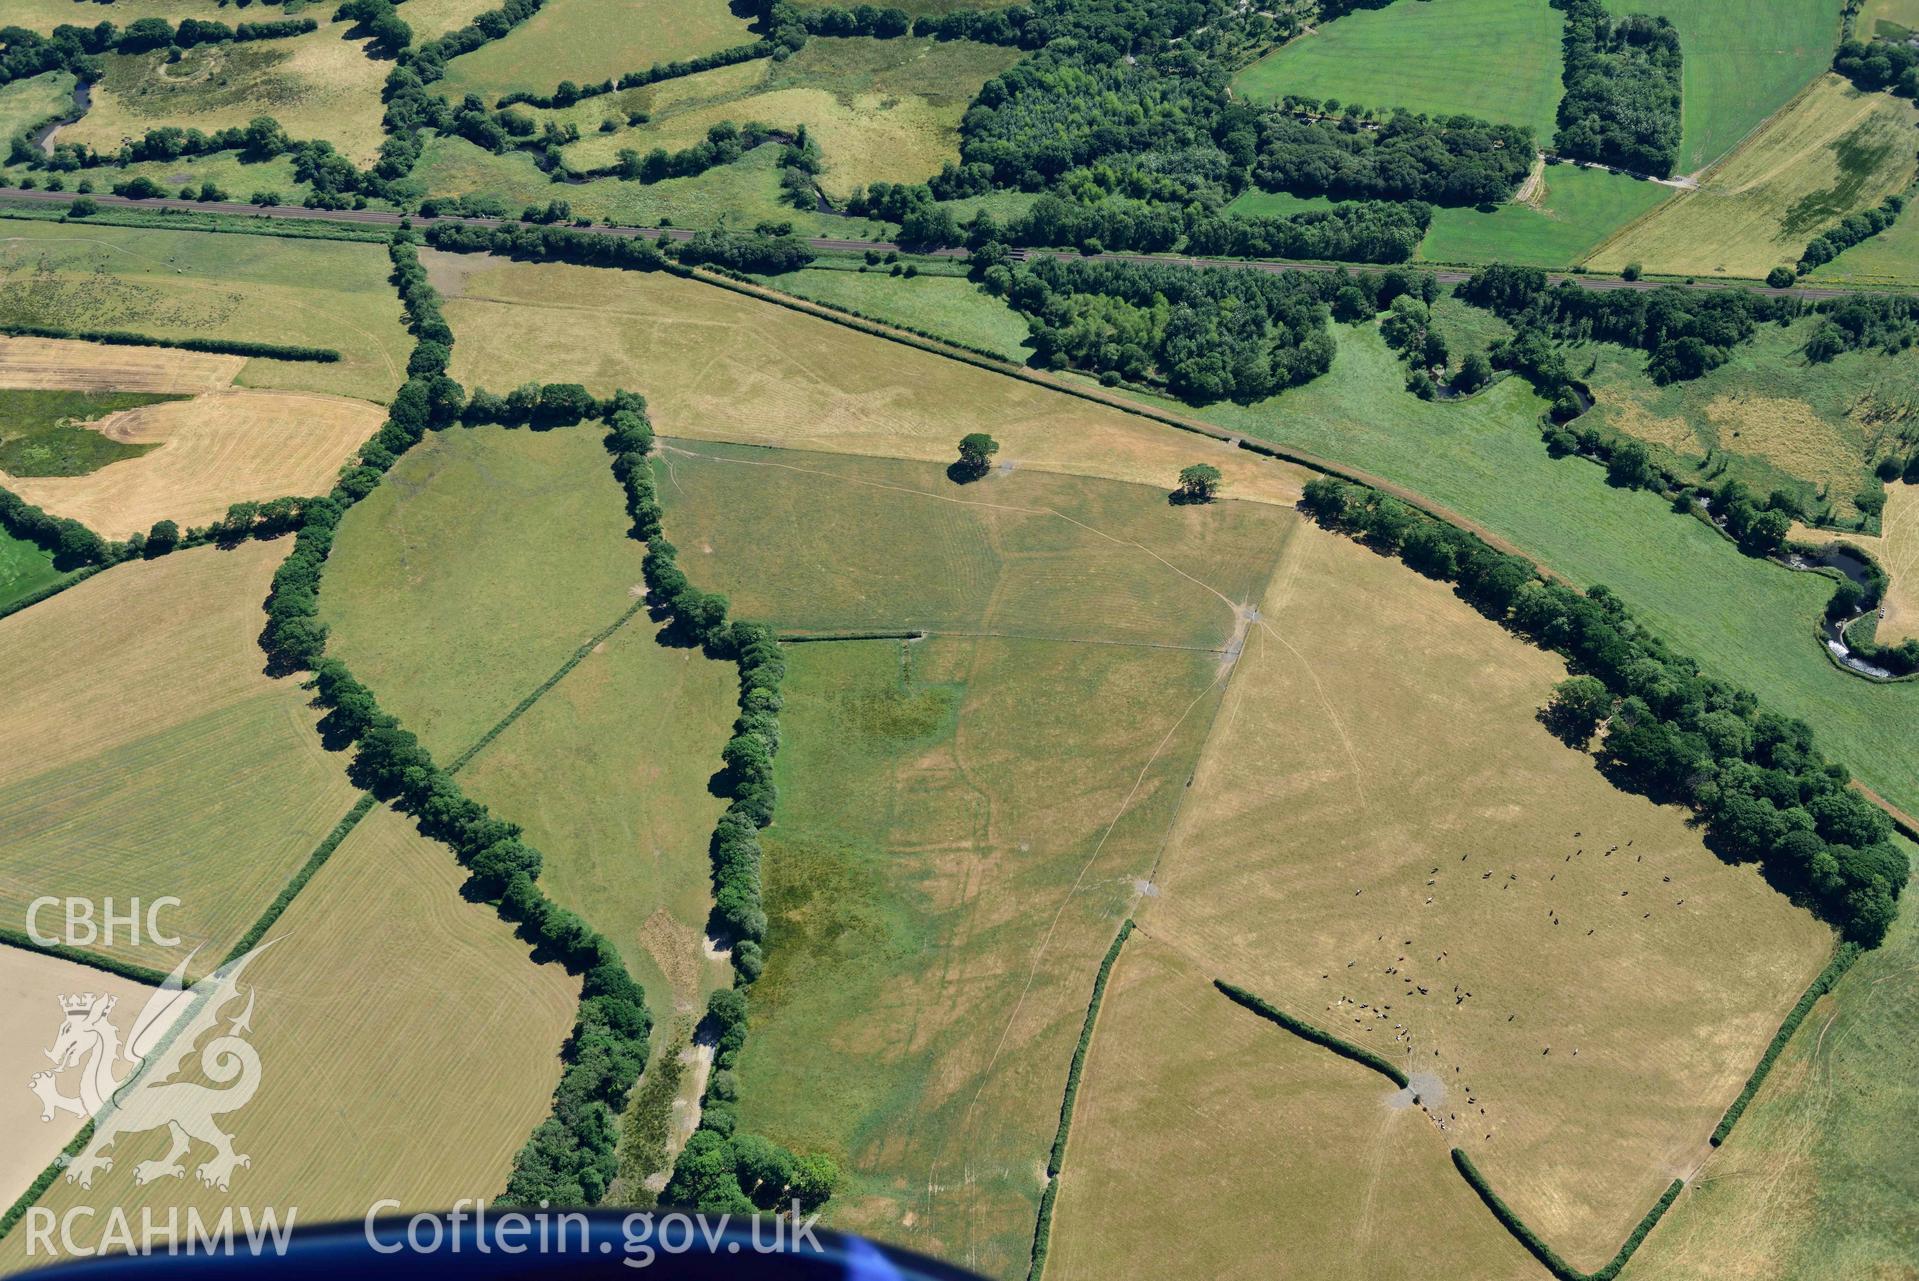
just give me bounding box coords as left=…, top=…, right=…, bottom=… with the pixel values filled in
left=652, top=446, right=1293, bottom=1273
left=0, top=540, right=363, bottom=971
left=1807, top=192, right=1919, bottom=286
left=752, top=265, right=1033, bottom=360
left=59, top=22, right=391, bottom=168
left=788, top=0, right=1018, bottom=11
left=0, top=220, right=412, bottom=404
left=651, top=439, right=1285, bottom=647
left=1232, top=0, right=1565, bottom=143
left=1628, top=855, right=1917, bottom=1281
left=1576, top=319, right=1917, bottom=523
left=1419, top=164, right=1674, bottom=267
left=92, top=151, right=317, bottom=207
left=555, top=38, right=1020, bottom=199
left=1223, top=188, right=1337, bottom=219
left=1046, top=935, right=1548, bottom=1280
left=4, top=0, right=212, bottom=30
left=414, top=137, right=880, bottom=237
left=0, top=526, right=66, bottom=613
left=0, top=388, right=181, bottom=476
left=1857, top=0, right=1919, bottom=35
left=1588, top=75, right=1919, bottom=280
left=319, top=424, right=650, bottom=760
left=1633, top=0, right=1848, bottom=175
left=436, top=0, right=753, bottom=106
left=457, top=616, right=739, bottom=1021
left=1120, top=321, right=1919, bottom=820
left=0, top=71, right=75, bottom=143
left=1140, top=515, right=1831, bottom=1267
left=739, top=634, right=1233, bottom=1278
left=0, top=801, right=581, bottom=1261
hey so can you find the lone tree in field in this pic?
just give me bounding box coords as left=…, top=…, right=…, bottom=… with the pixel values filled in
left=1174, top=463, right=1223, bottom=504
left=1542, top=674, right=1613, bottom=745
left=954, top=432, right=999, bottom=481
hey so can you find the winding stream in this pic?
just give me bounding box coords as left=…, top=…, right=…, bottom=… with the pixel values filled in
left=28, top=79, right=92, bottom=153
left=1785, top=543, right=1901, bottom=680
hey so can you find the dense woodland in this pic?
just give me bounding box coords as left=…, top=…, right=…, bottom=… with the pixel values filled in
left=1251, top=113, right=1533, bottom=205
left=1551, top=0, right=1684, bottom=176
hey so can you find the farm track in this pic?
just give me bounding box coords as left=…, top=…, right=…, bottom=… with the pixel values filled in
left=0, top=187, right=1898, bottom=300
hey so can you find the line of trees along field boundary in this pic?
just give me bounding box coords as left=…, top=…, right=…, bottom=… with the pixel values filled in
left=0, top=323, right=341, bottom=362
left=1452, top=1147, right=1682, bottom=1281
left=1709, top=941, right=1861, bottom=1144
left=1213, top=979, right=1411, bottom=1087
left=1024, top=918, right=1136, bottom=1281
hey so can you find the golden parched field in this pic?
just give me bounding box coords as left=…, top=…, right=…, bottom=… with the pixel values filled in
left=60, top=22, right=391, bottom=168
left=1139, top=523, right=1833, bottom=1272
left=0, top=950, right=154, bottom=1210
left=0, top=389, right=381, bottom=539
left=427, top=254, right=1308, bottom=508
left=0, top=541, right=363, bottom=972
left=0, top=336, right=244, bottom=394
left=0, top=802, right=580, bottom=1271
left=1046, top=934, right=1548, bottom=1281
left=556, top=38, right=1021, bottom=199
left=1588, top=75, right=1919, bottom=280
left=0, top=221, right=413, bottom=405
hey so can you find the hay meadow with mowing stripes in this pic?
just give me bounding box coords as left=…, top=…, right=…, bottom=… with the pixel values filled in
left=1587, top=75, right=1919, bottom=280
left=1138, top=518, right=1833, bottom=1271
left=435, top=0, right=752, bottom=106
left=0, top=802, right=579, bottom=1268
left=0, top=221, right=413, bottom=405
left=0, top=540, right=363, bottom=971
left=0, top=390, right=382, bottom=539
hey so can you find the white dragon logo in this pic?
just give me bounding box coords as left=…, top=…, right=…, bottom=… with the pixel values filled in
left=29, top=946, right=272, bottom=1192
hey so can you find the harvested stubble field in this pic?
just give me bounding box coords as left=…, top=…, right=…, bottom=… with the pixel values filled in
left=0, top=221, right=412, bottom=404
left=1139, top=519, right=1833, bottom=1271
left=651, top=446, right=1294, bottom=1275
left=320, top=424, right=650, bottom=759
left=0, top=949, right=154, bottom=1209
left=0, top=388, right=183, bottom=476
left=555, top=38, right=1020, bottom=199
left=457, top=617, right=739, bottom=1021
left=1232, top=0, right=1565, bottom=144
left=0, top=389, right=381, bottom=537
left=1575, top=319, right=1916, bottom=522
left=428, top=255, right=1307, bottom=507
left=1045, top=934, right=1547, bottom=1280
left=1588, top=75, right=1919, bottom=280
left=60, top=22, right=391, bottom=167
left=1147, top=323, right=1919, bottom=823
left=0, top=336, right=244, bottom=394
left=436, top=0, right=752, bottom=106
left=0, top=541, right=363, bottom=971
left=1625, top=854, right=1918, bottom=1281
left=0, top=802, right=580, bottom=1267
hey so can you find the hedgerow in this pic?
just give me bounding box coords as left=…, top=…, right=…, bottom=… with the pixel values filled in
left=1050, top=920, right=1135, bottom=1175
left=1452, top=1147, right=1682, bottom=1281
left=1214, top=979, right=1410, bottom=1087
left=0, top=322, right=340, bottom=363
left=1710, top=942, right=1861, bottom=1144
left=1300, top=476, right=1908, bottom=946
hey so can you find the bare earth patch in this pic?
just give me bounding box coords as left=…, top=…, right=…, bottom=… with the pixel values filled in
left=0, top=389, right=380, bottom=538
left=0, top=337, right=243, bottom=394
